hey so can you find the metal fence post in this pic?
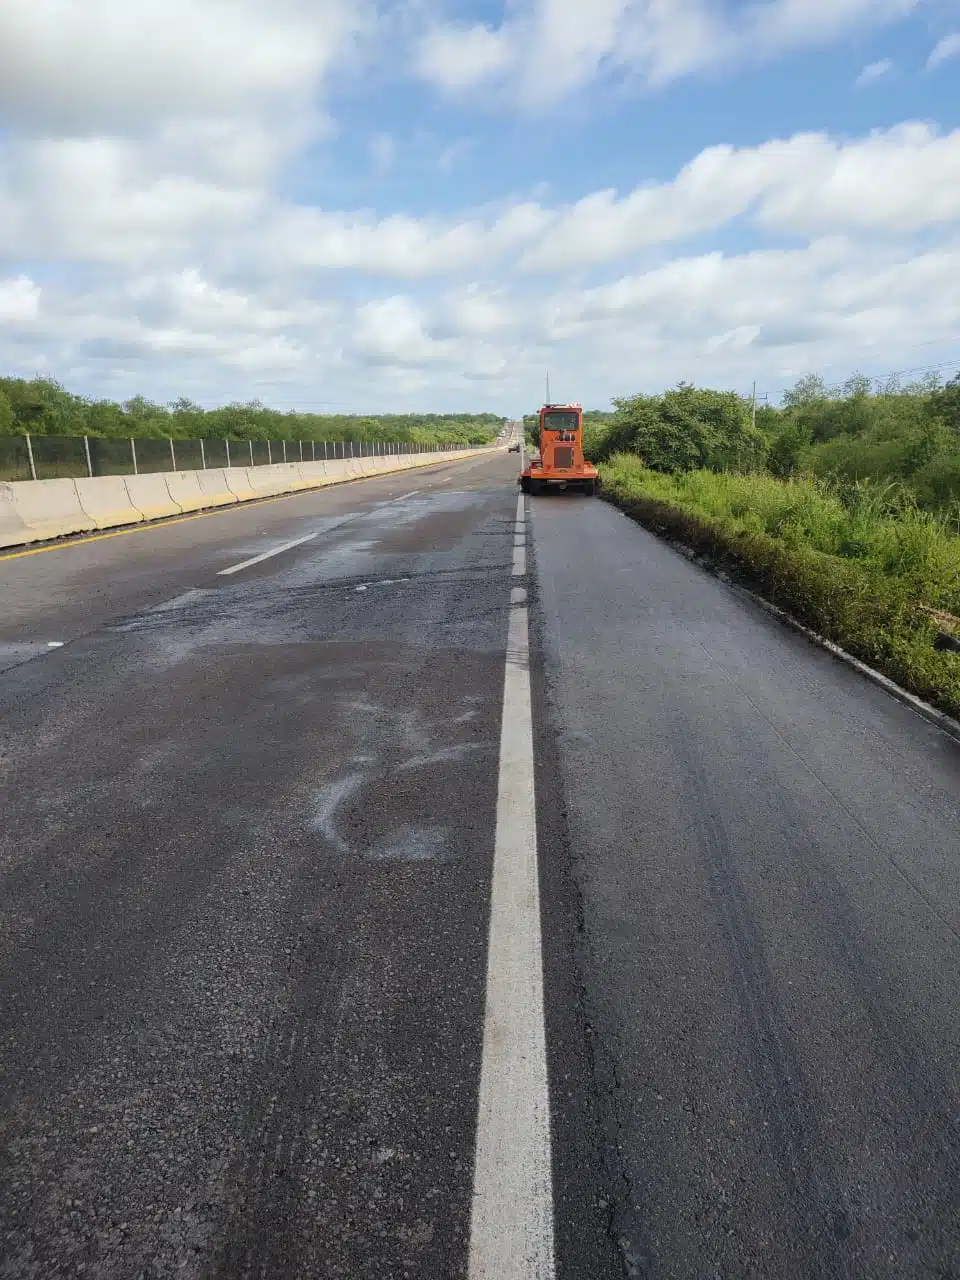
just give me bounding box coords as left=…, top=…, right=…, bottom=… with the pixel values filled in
left=323, top=441, right=327, bottom=460
left=200, top=438, right=206, bottom=469
left=311, top=441, right=316, bottom=461
left=267, top=439, right=272, bottom=465
left=350, top=440, right=354, bottom=458
left=249, top=440, right=254, bottom=466
left=83, top=435, right=93, bottom=477
left=281, top=440, right=287, bottom=463
left=225, top=438, right=231, bottom=468
left=169, top=437, right=177, bottom=470
left=25, top=433, right=37, bottom=481
left=299, top=440, right=304, bottom=462
left=131, top=438, right=138, bottom=475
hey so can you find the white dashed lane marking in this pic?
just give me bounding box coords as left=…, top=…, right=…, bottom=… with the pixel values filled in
left=217, top=532, right=320, bottom=577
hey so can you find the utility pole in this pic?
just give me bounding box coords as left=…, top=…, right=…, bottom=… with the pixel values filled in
left=751, top=380, right=757, bottom=431
left=546, top=371, right=550, bottom=404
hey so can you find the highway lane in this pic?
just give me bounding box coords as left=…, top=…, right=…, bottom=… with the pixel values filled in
left=0, top=451, right=616, bottom=1280
left=531, top=493, right=960, bottom=1279
left=0, top=453, right=501, bottom=665
left=1, top=448, right=959, bottom=1278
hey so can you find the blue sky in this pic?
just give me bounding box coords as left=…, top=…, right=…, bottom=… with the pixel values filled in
left=0, top=0, right=958, bottom=413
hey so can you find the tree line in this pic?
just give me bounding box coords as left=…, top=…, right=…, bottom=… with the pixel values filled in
left=0, top=377, right=505, bottom=447
left=529, top=373, right=960, bottom=510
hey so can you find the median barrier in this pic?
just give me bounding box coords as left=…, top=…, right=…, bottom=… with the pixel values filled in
left=275, top=462, right=306, bottom=493
left=11, top=478, right=97, bottom=543
left=164, top=470, right=205, bottom=513
left=246, top=463, right=302, bottom=498
left=0, top=484, right=32, bottom=548
left=197, top=468, right=239, bottom=506
left=124, top=474, right=181, bottom=521
left=0, top=446, right=498, bottom=548
left=223, top=468, right=257, bottom=502
left=297, top=461, right=329, bottom=488
left=75, top=476, right=143, bottom=530
left=322, top=459, right=354, bottom=484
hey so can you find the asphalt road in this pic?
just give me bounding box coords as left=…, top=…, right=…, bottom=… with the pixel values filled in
left=1, top=450, right=958, bottom=1278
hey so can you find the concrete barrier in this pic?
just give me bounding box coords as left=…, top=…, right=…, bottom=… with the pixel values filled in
left=196, top=468, right=239, bottom=507
left=124, top=474, right=181, bottom=521
left=321, top=459, right=353, bottom=484
left=0, top=483, right=32, bottom=548
left=164, top=470, right=205, bottom=513
left=75, top=476, right=143, bottom=530
left=223, top=468, right=257, bottom=502
left=10, top=478, right=97, bottom=543
left=0, top=446, right=500, bottom=548
left=297, top=461, right=330, bottom=488
left=245, top=463, right=302, bottom=498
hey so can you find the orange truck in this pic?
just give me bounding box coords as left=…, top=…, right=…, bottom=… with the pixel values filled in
left=519, top=402, right=600, bottom=495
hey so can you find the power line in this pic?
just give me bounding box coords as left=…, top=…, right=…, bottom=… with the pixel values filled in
left=755, top=353, right=959, bottom=405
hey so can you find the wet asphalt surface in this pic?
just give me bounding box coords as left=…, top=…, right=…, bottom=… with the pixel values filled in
left=1, top=453, right=958, bottom=1278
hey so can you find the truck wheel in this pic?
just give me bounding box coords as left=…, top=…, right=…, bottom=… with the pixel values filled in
left=520, top=476, right=531, bottom=493
left=530, top=479, right=543, bottom=496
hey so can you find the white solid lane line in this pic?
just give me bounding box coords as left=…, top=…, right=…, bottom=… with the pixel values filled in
left=469, top=496, right=554, bottom=1280
left=217, top=531, right=319, bottom=577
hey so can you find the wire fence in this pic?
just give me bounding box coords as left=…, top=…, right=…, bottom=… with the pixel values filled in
left=0, top=435, right=473, bottom=483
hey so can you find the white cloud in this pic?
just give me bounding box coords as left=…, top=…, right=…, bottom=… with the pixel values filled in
left=417, top=22, right=513, bottom=89
left=0, top=0, right=364, bottom=132
left=0, top=136, right=263, bottom=266
left=6, top=122, right=956, bottom=282
left=0, top=2, right=956, bottom=411
left=855, top=57, right=894, bottom=85
left=415, top=0, right=921, bottom=103
left=521, top=124, right=960, bottom=269
left=927, top=32, right=960, bottom=68
left=355, top=296, right=448, bottom=365
left=753, top=124, right=960, bottom=235
left=248, top=201, right=552, bottom=277
left=443, top=287, right=514, bottom=337
left=0, top=276, right=40, bottom=324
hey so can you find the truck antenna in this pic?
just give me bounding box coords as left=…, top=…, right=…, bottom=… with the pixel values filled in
left=545, top=370, right=550, bottom=404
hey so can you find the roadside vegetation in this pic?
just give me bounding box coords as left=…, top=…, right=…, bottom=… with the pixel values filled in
left=0, top=376, right=504, bottom=448
left=585, top=375, right=960, bottom=719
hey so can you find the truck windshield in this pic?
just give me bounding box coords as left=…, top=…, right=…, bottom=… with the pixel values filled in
left=542, top=412, right=579, bottom=431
